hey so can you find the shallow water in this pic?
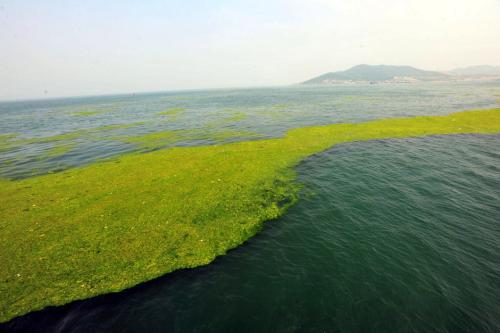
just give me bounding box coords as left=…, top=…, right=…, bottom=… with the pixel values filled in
left=3, top=134, right=499, bottom=333
left=1, top=82, right=499, bottom=178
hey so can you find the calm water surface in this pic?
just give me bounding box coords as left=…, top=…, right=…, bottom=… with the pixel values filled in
left=1, top=83, right=500, bottom=332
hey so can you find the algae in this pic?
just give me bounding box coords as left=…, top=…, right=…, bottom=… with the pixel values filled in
left=1, top=108, right=500, bottom=322
left=93, top=123, right=144, bottom=132
left=0, top=134, right=18, bottom=152
left=256, top=105, right=288, bottom=119
left=202, top=110, right=248, bottom=129
left=72, top=108, right=114, bottom=117
left=0, top=133, right=17, bottom=142
left=37, top=143, right=77, bottom=160
left=221, top=111, right=247, bottom=122
left=0, top=123, right=144, bottom=156
left=158, top=107, right=185, bottom=118
left=120, top=130, right=181, bottom=149
left=118, top=128, right=261, bottom=150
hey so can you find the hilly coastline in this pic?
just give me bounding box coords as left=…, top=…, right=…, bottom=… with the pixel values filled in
left=303, top=64, right=500, bottom=84
left=303, top=64, right=448, bottom=84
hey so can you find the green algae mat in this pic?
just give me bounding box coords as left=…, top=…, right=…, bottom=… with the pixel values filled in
left=1, top=108, right=500, bottom=322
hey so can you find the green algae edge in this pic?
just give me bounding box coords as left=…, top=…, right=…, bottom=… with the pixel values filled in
left=158, top=107, right=185, bottom=117
left=1, top=108, right=500, bottom=322
left=115, top=128, right=262, bottom=150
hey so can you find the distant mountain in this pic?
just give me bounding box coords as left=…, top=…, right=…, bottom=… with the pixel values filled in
left=447, top=65, right=500, bottom=76
left=303, top=64, right=448, bottom=84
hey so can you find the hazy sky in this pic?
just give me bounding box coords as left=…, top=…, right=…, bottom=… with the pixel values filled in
left=1, top=0, right=500, bottom=100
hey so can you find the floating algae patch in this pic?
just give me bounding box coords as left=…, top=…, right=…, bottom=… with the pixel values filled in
left=158, top=107, right=186, bottom=118
left=1, top=109, right=500, bottom=322
left=117, top=128, right=262, bottom=150
left=491, top=92, right=500, bottom=104
left=72, top=110, right=103, bottom=117
left=0, top=123, right=144, bottom=155
left=92, top=122, right=144, bottom=132
left=177, top=128, right=262, bottom=145
left=334, top=95, right=375, bottom=106
left=5, top=130, right=90, bottom=148
left=71, top=108, right=115, bottom=117
left=0, top=133, right=17, bottom=141
left=221, top=110, right=247, bottom=123
left=0, top=140, right=80, bottom=179
left=0, top=131, right=87, bottom=156
left=255, top=105, right=290, bottom=120
left=36, top=142, right=78, bottom=160
left=188, top=128, right=259, bottom=141
left=26, top=131, right=87, bottom=144
left=0, top=134, right=18, bottom=152
left=118, top=130, right=182, bottom=150
left=203, top=110, right=249, bottom=128
left=272, top=103, right=289, bottom=109
left=342, top=95, right=359, bottom=102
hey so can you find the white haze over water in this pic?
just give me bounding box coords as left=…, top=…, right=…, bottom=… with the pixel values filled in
left=0, top=0, right=499, bottom=100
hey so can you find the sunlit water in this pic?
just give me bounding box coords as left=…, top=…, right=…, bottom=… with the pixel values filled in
left=1, top=83, right=500, bottom=332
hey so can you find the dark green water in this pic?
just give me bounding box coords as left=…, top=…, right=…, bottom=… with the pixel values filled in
left=3, top=134, right=499, bottom=332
